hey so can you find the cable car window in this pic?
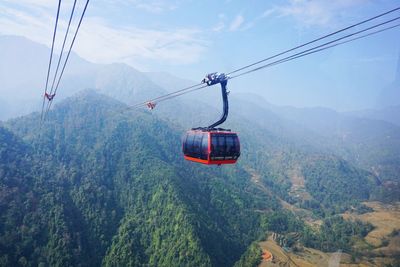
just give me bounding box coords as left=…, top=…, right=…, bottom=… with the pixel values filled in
left=211, top=135, right=217, bottom=154
left=234, top=136, right=240, bottom=153
left=193, top=133, right=202, bottom=157
left=226, top=135, right=234, bottom=155
left=218, top=136, right=226, bottom=155
left=210, top=134, right=224, bottom=160
left=186, top=133, right=195, bottom=154
left=183, top=133, right=188, bottom=153
left=201, top=133, right=208, bottom=160
left=183, top=134, right=188, bottom=153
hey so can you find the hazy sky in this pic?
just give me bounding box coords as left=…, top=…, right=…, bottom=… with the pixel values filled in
left=1, top=0, right=399, bottom=111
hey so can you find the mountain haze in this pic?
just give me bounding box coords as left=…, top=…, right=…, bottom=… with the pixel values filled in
left=3, top=88, right=398, bottom=265
left=2, top=91, right=277, bottom=266
left=348, top=105, right=400, bottom=127
left=377, top=52, right=400, bottom=108
left=1, top=35, right=400, bottom=266
left=270, top=105, right=400, bottom=184
left=0, top=35, right=166, bottom=120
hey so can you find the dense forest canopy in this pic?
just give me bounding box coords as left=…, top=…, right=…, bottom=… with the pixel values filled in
left=0, top=90, right=398, bottom=266
left=1, top=2, right=400, bottom=264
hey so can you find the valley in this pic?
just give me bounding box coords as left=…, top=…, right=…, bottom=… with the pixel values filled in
left=1, top=36, right=399, bottom=267
left=256, top=201, right=400, bottom=267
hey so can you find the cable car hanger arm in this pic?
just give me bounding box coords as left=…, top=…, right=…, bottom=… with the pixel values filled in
left=207, top=79, right=228, bottom=129
left=193, top=73, right=230, bottom=130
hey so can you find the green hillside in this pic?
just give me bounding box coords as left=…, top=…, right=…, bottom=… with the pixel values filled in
left=232, top=96, right=400, bottom=203
left=1, top=90, right=389, bottom=266
left=2, top=91, right=275, bottom=266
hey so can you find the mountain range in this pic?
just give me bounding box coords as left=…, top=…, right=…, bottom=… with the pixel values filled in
left=1, top=35, right=400, bottom=266
left=1, top=34, right=399, bottom=122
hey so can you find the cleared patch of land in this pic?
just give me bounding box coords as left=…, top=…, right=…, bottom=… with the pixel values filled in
left=248, top=168, right=321, bottom=228
left=256, top=234, right=390, bottom=267
left=287, top=165, right=312, bottom=201
left=249, top=173, right=400, bottom=266
left=258, top=235, right=334, bottom=267
left=261, top=249, right=272, bottom=262
left=343, top=201, right=400, bottom=247
left=341, top=201, right=400, bottom=266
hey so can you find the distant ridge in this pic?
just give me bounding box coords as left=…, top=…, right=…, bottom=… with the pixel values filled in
left=377, top=51, right=400, bottom=108
left=0, top=35, right=165, bottom=120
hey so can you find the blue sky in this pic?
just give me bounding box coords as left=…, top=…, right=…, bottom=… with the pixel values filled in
left=0, top=0, right=399, bottom=110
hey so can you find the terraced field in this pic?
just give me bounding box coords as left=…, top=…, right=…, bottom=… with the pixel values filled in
left=343, top=201, right=400, bottom=247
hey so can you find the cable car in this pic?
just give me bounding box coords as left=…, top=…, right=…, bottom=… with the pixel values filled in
left=182, top=72, right=241, bottom=165
left=183, top=130, right=240, bottom=165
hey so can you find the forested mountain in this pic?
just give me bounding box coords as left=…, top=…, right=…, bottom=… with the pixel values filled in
left=2, top=91, right=276, bottom=266
left=1, top=90, right=388, bottom=266
left=269, top=104, right=400, bottom=192
left=226, top=94, right=400, bottom=202
left=2, top=36, right=400, bottom=266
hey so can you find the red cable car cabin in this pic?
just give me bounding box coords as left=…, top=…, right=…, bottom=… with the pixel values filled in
left=183, top=130, right=240, bottom=165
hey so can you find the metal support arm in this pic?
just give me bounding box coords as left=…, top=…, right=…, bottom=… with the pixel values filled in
left=191, top=72, right=230, bottom=131
left=207, top=79, right=229, bottom=129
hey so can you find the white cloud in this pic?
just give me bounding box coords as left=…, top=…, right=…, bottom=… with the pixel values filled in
left=229, top=15, right=244, bottom=31
left=260, top=8, right=276, bottom=19
left=275, top=0, right=369, bottom=28
left=2, top=0, right=55, bottom=9
left=103, top=0, right=180, bottom=13
left=212, top=21, right=225, bottom=32
left=135, top=1, right=178, bottom=13
left=76, top=18, right=208, bottom=66
left=0, top=3, right=208, bottom=69
left=359, top=56, right=388, bottom=63
left=244, top=0, right=368, bottom=30
left=212, top=13, right=226, bottom=32
left=0, top=6, right=54, bottom=44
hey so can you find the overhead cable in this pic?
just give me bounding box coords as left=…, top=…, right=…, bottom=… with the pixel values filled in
left=123, top=7, right=400, bottom=112
left=48, top=0, right=78, bottom=97
left=43, top=0, right=90, bottom=121
left=226, top=6, right=400, bottom=76
left=230, top=16, right=400, bottom=80
left=40, top=0, right=62, bottom=123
